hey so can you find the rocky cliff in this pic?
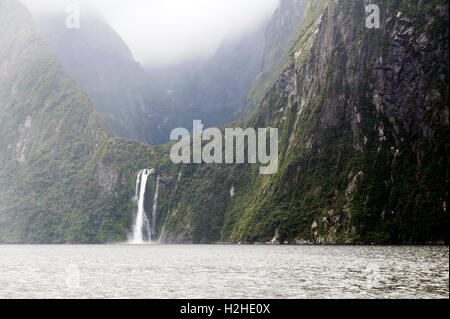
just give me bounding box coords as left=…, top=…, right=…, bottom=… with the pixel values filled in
left=159, top=0, right=449, bottom=244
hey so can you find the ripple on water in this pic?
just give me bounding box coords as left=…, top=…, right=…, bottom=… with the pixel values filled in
left=0, top=245, right=447, bottom=299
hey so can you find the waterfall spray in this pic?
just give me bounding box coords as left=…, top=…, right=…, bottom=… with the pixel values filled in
left=151, top=175, right=160, bottom=236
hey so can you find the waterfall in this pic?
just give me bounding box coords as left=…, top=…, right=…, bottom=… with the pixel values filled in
left=151, top=175, right=160, bottom=236
left=130, top=169, right=152, bottom=244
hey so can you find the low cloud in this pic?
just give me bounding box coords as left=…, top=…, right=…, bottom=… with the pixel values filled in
left=20, top=0, right=279, bottom=67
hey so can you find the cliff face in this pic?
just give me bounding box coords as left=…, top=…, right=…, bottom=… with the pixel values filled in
left=160, top=0, right=448, bottom=244
left=247, top=0, right=449, bottom=244
left=241, top=0, right=309, bottom=117
left=0, top=0, right=156, bottom=243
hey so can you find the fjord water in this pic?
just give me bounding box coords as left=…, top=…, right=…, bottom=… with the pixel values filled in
left=0, top=245, right=447, bottom=299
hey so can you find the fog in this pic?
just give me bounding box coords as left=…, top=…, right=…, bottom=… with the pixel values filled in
left=20, top=0, right=280, bottom=67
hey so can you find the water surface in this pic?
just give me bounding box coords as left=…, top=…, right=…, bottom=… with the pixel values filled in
left=0, top=245, right=448, bottom=299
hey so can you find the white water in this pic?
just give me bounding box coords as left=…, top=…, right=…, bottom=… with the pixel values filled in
left=130, top=169, right=152, bottom=244
left=151, top=175, right=160, bottom=235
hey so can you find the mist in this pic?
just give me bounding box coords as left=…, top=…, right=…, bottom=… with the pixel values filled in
left=20, top=0, right=280, bottom=67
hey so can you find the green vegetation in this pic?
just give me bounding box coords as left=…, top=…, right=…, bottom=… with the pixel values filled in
left=0, top=0, right=447, bottom=244
left=160, top=0, right=449, bottom=244
left=0, top=0, right=156, bottom=243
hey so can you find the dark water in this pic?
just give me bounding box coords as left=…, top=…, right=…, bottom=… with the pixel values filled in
left=0, top=245, right=448, bottom=299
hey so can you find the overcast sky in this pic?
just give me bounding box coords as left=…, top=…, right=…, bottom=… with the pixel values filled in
left=20, top=0, right=280, bottom=67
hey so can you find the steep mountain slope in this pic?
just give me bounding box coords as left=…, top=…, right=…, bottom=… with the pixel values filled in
left=0, top=0, right=161, bottom=243
left=239, top=0, right=449, bottom=244
left=240, top=0, right=309, bottom=117
left=32, top=12, right=173, bottom=145
left=158, top=0, right=449, bottom=244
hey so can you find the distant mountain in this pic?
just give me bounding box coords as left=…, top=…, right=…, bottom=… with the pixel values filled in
left=30, top=1, right=309, bottom=145
left=33, top=12, right=173, bottom=145
left=146, top=24, right=267, bottom=129
left=147, top=0, right=309, bottom=129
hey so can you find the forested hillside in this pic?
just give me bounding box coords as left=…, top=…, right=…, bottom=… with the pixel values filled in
left=0, top=0, right=159, bottom=243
